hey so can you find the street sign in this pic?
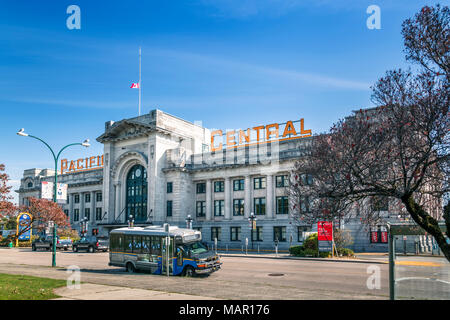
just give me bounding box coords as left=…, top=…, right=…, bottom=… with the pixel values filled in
left=318, top=221, right=333, bottom=252
left=17, top=212, right=32, bottom=241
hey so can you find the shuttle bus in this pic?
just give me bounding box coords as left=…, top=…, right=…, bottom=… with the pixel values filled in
left=108, top=225, right=221, bottom=276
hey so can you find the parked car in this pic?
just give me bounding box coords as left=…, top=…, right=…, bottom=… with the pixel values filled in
left=32, top=235, right=59, bottom=251
left=72, top=236, right=109, bottom=253
left=58, top=238, right=73, bottom=251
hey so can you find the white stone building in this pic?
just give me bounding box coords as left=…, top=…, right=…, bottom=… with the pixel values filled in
left=17, top=109, right=403, bottom=252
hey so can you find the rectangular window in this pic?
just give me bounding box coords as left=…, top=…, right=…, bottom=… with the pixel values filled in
left=74, top=194, right=80, bottom=204
left=297, top=226, right=311, bottom=242
left=301, top=174, right=313, bottom=186
left=230, top=227, right=241, bottom=241
left=214, top=181, right=224, bottom=192
left=63, top=209, right=69, bottom=217
left=84, top=208, right=90, bottom=220
left=95, top=208, right=102, bottom=221
left=85, top=193, right=91, bottom=203
left=211, top=227, right=221, bottom=241
left=276, top=196, right=289, bottom=214
left=167, top=201, right=173, bottom=217
left=142, top=236, right=151, bottom=254
left=300, top=196, right=310, bottom=213
left=274, top=226, right=286, bottom=242
left=96, top=192, right=102, bottom=202
left=251, top=226, right=263, bottom=242
left=253, top=197, right=266, bottom=215
left=167, top=182, right=173, bottom=193
left=233, top=199, right=245, bottom=216
left=276, top=175, right=289, bottom=188
left=253, top=177, right=266, bottom=190
left=73, top=209, right=79, bottom=221
left=214, top=200, right=224, bottom=216
left=196, top=201, right=206, bottom=217
left=151, top=236, right=161, bottom=257
left=124, top=235, right=133, bottom=253
left=233, top=179, right=244, bottom=191
left=132, top=235, right=142, bottom=253
left=196, top=182, right=206, bottom=194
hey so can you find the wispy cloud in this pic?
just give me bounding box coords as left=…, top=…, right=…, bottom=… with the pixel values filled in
left=2, top=97, right=137, bottom=110
left=147, top=47, right=371, bottom=90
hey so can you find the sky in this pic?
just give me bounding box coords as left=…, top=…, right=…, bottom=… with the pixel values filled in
left=0, top=0, right=437, bottom=203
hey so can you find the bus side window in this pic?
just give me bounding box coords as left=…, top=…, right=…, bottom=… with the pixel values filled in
left=133, top=236, right=142, bottom=254
left=151, top=236, right=161, bottom=261
left=142, top=236, right=150, bottom=254
left=125, top=235, right=133, bottom=253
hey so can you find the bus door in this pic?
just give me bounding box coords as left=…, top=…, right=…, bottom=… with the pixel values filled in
left=161, top=236, right=174, bottom=275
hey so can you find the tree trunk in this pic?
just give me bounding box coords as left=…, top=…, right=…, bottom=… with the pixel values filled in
left=402, top=194, right=450, bottom=262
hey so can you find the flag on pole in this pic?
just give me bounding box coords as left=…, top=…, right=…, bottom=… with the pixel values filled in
left=130, top=83, right=139, bottom=89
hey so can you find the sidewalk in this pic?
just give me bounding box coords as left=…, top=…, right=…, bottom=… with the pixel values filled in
left=53, top=283, right=218, bottom=300
left=218, top=252, right=388, bottom=264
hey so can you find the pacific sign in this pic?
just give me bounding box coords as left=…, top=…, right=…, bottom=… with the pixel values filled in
left=210, top=119, right=312, bottom=152
left=61, top=155, right=104, bottom=174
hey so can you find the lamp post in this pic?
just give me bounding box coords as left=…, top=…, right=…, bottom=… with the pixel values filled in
left=81, top=217, right=88, bottom=237
left=186, top=214, right=193, bottom=229
left=248, top=212, right=256, bottom=250
left=17, top=128, right=90, bottom=267
left=128, top=215, right=134, bottom=228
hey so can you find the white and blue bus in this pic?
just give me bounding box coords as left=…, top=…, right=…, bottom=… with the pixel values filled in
left=108, top=225, right=221, bottom=276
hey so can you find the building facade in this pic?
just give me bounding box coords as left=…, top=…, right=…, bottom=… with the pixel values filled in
left=17, top=109, right=414, bottom=252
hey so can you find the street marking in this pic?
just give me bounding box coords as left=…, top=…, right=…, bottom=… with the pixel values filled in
left=396, top=261, right=442, bottom=267
left=396, top=277, right=450, bottom=285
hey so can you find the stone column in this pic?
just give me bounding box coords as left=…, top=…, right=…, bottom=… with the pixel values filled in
left=244, top=175, right=251, bottom=218
left=266, top=174, right=274, bottom=219
left=206, top=179, right=212, bottom=221
left=69, top=193, right=74, bottom=224
left=90, top=191, right=96, bottom=224
left=114, top=183, right=120, bottom=222
left=80, top=193, right=85, bottom=221
left=224, top=177, right=231, bottom=220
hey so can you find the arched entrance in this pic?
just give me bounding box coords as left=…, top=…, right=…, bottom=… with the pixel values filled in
left=126, top=164, right=148, bottom=223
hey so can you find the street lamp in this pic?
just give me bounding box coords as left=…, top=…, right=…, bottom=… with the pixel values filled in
left=128, top=215, right=134, bottom=228
left=186, top=214, right=193, bottom=229
left=248, top=212, right=257, bottom=250
left=17, top=129, right=90, bottom=267
left=81, top=217, right=88, bottom=237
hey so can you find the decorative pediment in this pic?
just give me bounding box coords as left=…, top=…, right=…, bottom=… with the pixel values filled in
left=96, top=120, right=155, bottom=143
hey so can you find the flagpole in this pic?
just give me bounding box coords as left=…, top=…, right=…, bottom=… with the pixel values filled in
left=138, top=46, right=141, bottom=116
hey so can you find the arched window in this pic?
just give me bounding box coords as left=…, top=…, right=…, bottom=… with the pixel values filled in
left=27, top=182, right=33, bottom=188
left=126, top=164, right=148, bottom=223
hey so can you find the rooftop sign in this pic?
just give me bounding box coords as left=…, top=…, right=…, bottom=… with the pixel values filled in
left=210, top=119, right=312, bottom=152
left=61, top=155, right=104, bottom=174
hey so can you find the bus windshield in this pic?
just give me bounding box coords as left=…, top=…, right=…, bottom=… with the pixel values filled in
left=184, top=241, right=208, bottom=255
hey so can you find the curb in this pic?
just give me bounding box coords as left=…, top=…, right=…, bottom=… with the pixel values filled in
left=218, top=253, right=388, bottom=264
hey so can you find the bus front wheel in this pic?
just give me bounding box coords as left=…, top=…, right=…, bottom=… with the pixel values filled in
left=183, top=266, right=195, bottom=277
left=126, top=262, right=136, bottom=273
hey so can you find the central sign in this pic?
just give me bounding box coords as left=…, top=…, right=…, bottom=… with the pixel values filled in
left=210, top=119, right=312, bottom=152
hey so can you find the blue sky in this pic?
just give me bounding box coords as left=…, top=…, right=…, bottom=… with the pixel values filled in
left=0, top=0, right=434, bottom=202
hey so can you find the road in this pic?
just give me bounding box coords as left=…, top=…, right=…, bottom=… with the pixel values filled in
left=0, top=248, right=389, bottom=299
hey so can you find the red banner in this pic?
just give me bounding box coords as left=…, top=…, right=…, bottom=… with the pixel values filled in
left=381, top=231, right=388, bottom=243
left=371, top=231, right=378, bottom=243
left=317, top=221, right=333, bottom=241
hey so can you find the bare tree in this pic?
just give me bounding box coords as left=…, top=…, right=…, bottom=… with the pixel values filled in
left=290, top=5, right=450, bottom=261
